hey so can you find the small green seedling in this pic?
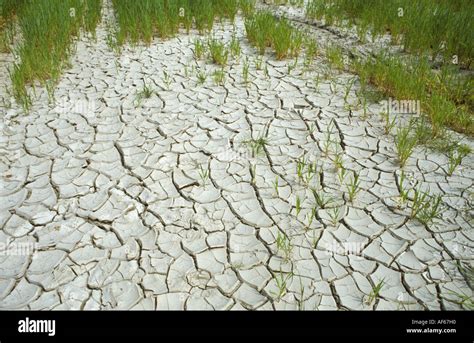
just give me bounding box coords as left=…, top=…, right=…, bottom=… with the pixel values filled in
left=295, top=195, right=302, bottom=216
left=198, top=165, right=209, bottom=187
left=395, top=123, right=417, bottom=168
left=243, top=58, right=250, bottom=85
left=447, top=144, right=470, bottom=176
left=346, top=171, right=361, bottom=202
left=273, top=176, right=279, bottom=196
left=276, top=231, right=293, bottom=261
left=328, top=206, right=342, bottom=226
left=311, top=187, right=332, bottom=209
left=197, top=70, right=207, bottom=85
left=230, top=34, right=241, bottom=58
left=213, top=68, right=225, bottom=85
left=272, top=269, right=294, bottom=301
left=365, top=279, right=385, bottom=305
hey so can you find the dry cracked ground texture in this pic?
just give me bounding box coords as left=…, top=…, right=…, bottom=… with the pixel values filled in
left=0, top=5, right=473, bottom=311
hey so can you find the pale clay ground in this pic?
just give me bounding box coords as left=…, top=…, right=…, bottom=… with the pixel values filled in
left=0, top=2, right=473, bottom=310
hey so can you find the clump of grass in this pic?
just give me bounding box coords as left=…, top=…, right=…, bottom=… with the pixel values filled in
left=192, top=0, right=214, bottom=33
left=397, top=170, right=409, bottom=205
left=215, top=0, right=239, bottom=22
left=245, top=11, right=304, bottom=60
left=311, top=187, right=332, bottom=209
left=243, top=133, right=268, bottom=158
left=416, top=194, right=443, bottom=225
left=113, top=0, right=249, bottom=44
left=426, top=94, right=454, bottom=138
left=305, top=162, right=318, bottom=185
left=212, top=68, right=226, bottom=86
left=395, top=123, right=417, bottom=168
left=410, top=186, right=429, bottom=219
left=445, top=291, right=474, bottom=310
left=296, top=156, right=306, bottom=183
left=245, top=11, right=272, bottom=55
left=179, top=2, right=192, bottom=33
left=106, top=25, right=120, bottom=54
left=353, top=54, right=473, bottom=136
left=303, top=38, right=318, bottom=68
left=135, top=80, right=155, bottom=106
left=113, top=0, right=172, bottom=44
left=306, top=0, right=474, bottom=68
left=345, top=171, right=361, bottom=202
left=208, top=38, right=229, bottom=66
left=0, top=0, right=24, bottom=52
left=10, top=0, right=101, bottom=109
left=447, top=144, right=471, bottom=176
left=230, top=33, right=241, bottom=58
left=343, top=78, right=355, bottom=103
left=0, top=22, right=13, bottom=53
left=380, top=111, right=396, bottom=135
left=326, top=44, right=345, bottom=70
left=306, top=207, right=316, bottom=229
left=365, top=279, right=384, bottom=305
left=276, top=231, right=293, bottom=261
left=328, top=206, right=342, bottom=226
left=272, top=269, right=293, bottom=301
left=296, top=156, right=318, bottom=186
left=197, top=69, right=207, bottom=85
left=239, top=0, right=256, bottom=16
left=322, top=120, right=335, bottom=157
left=338, top=166, right=347, bottom=184
left=353, top=55, right=426, bottom=102
left=198, top=164, right=209, bottom=187
left=333, top=152, right=344, bottom=171
left=289, top=29, right=304, bottom=59
left=0, top=0, right=25, bottom=22
left=194, top=38, right=207, bottom=59
left=410, top=186, right=443, bottom=224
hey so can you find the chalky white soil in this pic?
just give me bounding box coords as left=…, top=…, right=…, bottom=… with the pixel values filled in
left=0, top=3, right=473, bottom=310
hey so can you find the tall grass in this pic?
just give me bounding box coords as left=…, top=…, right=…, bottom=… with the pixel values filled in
left=0, top=0, right=25, bottom=23
left=306, top=0, right=473, bottom=68
left=0, top=0, right=25, bottom=25
left=245, top=11, right=304, bottom=59
left=353, top=54, right=473, bottom=136
left=239, top=0, right=256, bottom=17
left=208, top=38, right=229, bottom=66
left=112, top=0, right=255, bottom=45
left=11, top=0, right=101, bottom=109
left=0, top=0, right=26, bottom=52
left=113, top=0, right=180, bottom=44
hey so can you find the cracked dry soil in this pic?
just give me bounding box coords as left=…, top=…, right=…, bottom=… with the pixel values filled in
left=0, top=4, right=473, bottom=310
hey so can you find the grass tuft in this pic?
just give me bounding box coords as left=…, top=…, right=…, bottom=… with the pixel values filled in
left=10, top=0, right=101, bottom=109
left=245, top=11, right=304, bottom=60
left=208, top=38, right=229, bottom=66
left=306, top=0, right=474, bottom=68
